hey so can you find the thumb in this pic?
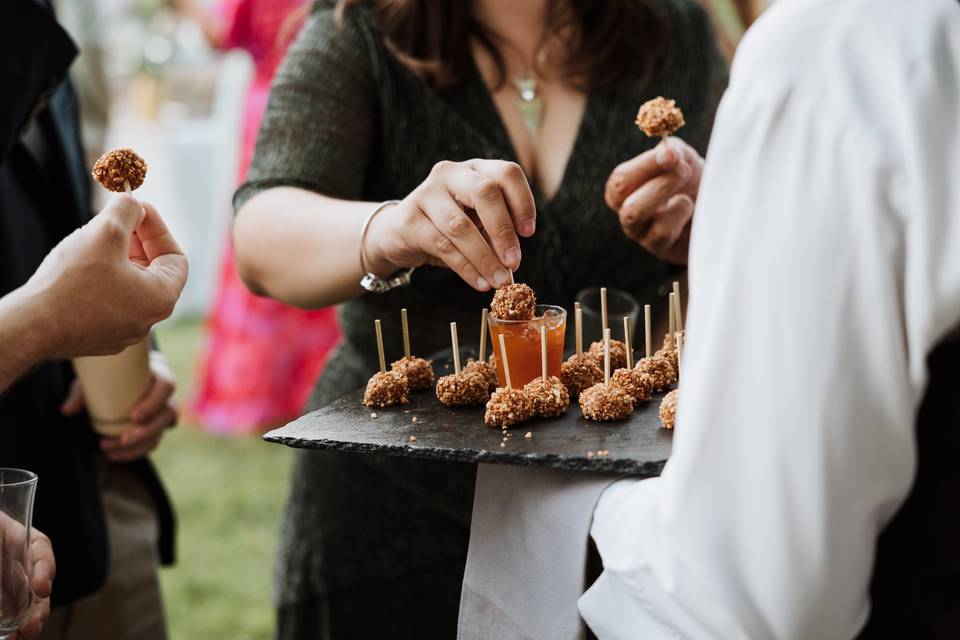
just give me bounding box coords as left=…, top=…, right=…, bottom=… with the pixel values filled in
left=135, top=202, right=184, bottom=262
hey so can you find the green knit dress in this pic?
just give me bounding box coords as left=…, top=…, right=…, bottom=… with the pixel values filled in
left=236, top=2, right=726, bottom=636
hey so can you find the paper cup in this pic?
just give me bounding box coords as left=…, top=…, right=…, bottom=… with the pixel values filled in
left=72, top=338, right=153, bottom=437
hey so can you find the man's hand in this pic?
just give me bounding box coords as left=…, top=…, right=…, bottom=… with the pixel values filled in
left=19, top=195, right=188, bottom=361
left=606, top=138, right=704, bottom=265
left=62, top=351, right=178, bottom=461
left=17, top=529, right=55, bottom=639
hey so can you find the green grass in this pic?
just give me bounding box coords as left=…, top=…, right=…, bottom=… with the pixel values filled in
left=153, top=318, right=292, bottom=640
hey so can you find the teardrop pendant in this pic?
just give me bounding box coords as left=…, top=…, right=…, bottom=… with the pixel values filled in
left=513, top=76, right=543, bottom=139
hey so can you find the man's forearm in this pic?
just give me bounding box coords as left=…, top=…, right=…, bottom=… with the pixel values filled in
left=0, top=287, right=49, bottom=392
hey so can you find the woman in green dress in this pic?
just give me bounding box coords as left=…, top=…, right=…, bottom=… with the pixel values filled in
left=233, top=0, right=725, bottom=636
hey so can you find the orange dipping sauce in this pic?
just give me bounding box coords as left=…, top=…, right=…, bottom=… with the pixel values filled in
left=488, top=305, right=567, bottom=388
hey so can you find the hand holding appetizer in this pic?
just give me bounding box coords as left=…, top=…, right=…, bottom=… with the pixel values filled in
left=605, top=99, right=703, bottom=265
left=364, top=159, right=537, bottom=292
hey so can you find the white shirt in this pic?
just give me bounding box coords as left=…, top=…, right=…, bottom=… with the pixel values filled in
left=579, top=0, right=960, bottom=638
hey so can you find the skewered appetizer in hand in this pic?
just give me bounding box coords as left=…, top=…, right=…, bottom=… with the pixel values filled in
left=635, top=97, right=685, bottom=139
left=91, top=148, right=148, bottom=191
left=588, top=339, right=628, bottom=371
left=464, top=358, right=499, bottom=393
left=436, top=371, right=490, bottom=407
left=561, top=353, right=603, bottom=397
left=523, top=376, right=570, bottom=418
left=391, top=355, right=434, bottom=390
left=490, top=283, right=536, bottom=320
left=659, top=389, right=678, bottom=429
left=610, top=368, right=654, bottom=403
left=635, top=356, right=676, bottom=392
left=579, top=382, right=635, bottom=422
left=484, top=387, right=534, bottom=428
left=363, top=371, right=409, bottom=407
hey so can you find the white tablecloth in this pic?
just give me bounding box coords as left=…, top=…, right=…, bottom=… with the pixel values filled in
left=459, top=464, right=623, bottom=640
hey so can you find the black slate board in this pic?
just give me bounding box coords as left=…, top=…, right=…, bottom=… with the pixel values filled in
left=264, top=376, right=674, bottom=476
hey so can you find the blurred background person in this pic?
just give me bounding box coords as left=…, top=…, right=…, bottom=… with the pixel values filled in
left=174, top=0, right=342, bottom=434
left=3, top=2, right=179, bottom=639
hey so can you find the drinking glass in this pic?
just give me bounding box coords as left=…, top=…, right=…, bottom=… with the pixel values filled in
left=0, top=469, right=37, bottom=639
left=575, top=287, right=640, bottom=350
left=488, top=305, right=567, bottom=388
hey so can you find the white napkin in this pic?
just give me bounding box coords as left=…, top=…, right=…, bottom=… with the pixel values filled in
left=458, top=463, right=622, bottom=640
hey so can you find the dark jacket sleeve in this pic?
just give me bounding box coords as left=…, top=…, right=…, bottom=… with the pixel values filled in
left=0, top=0, right=77, bottom=160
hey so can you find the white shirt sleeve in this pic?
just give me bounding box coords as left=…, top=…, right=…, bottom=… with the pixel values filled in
left=579, top=1, right=960, bottom=638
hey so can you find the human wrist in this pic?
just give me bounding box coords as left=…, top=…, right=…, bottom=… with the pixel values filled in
left=362, top=201, right=403, bottom=278
left=0, top=287, right=52, bottom=384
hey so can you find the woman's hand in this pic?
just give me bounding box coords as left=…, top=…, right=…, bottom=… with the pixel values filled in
left=365, top=159, right=537, bottom=292
left=62, top=351, right=178, bottom=461
left=606, top=138, right=704, bottom=265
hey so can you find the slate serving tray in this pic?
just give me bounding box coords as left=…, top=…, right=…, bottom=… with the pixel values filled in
left=264, top=360, right=674, bottom=476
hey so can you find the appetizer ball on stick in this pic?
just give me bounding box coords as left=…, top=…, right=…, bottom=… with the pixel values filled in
left=635, top=356, right=676, bottom=392
left=653, top=347, right=678, bottom=377
left=91, top=147, right=148, bottom=192
left=523, top=376, right=569, bottom=418
left=436, top=370, right=490, bottom=407
left=436, top=322, right=490, bottom=407
left=659, top=389, right=678, bottom=430
left=561, top=354, right=603, bottom=397
left=523, top=325, right=569, bottom=418
left=485, top=387, right=534, bottom=428
left=465, top=359, right=499, bottom=393
left=484, top=333, right=533, bottom=428
left=362, top=319, right=409, bottom=407
left=563, top=303, right=602, bottom=396
left=490, top=283, right=536, bottom=320
left=580, top=329, right=635, bottom=422
left=588, top=339, right=628, bottom=371
left=363, top=371, right=409, bottom=408
left=463, top=309, right=498, bottom=392
left=662, top=330, right=685, bottom=351
left=610, top=368, right=653, bottom=403
left=390, top=309, right=434, bottom=390
left=391, top=356, right=434, bottom=390
left=580, top=383, right=634, bottom=421
left=635, top=97, right=685, bottom=139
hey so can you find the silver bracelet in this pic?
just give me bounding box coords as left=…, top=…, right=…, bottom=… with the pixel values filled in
left=358, top=200, right=414, bottom=293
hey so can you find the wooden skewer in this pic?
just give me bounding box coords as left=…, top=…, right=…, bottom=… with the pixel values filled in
left=600, top=287, right=609, bottom=334
left=676, top=331, right=683, bottom=378
left=401, top=308, right=411, bottom=358
left=374, top=319, right=386, bottom=373
left=479, top=309, right=488, bottom=363
left=668, top=292, right=677, bottom=349
left=672, top=281, right=683, bottom=332
left=498, top=333, right=513, bottom=389
left=450, top=322, right=461, bottom=374
left=644, top=304, right=652, bottom=359
left=509, top=271, right=515, bottom=285
left=623, top=317, right=633, bottom=369
left=575, top=302, right=583, bottom=357
left=540, top=325, right=548, bottom=381
left=123, top=179, right=132, bottom=194
left=603, top=328, right=611, bottom=385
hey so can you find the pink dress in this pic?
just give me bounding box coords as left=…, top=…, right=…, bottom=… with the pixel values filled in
left=191, top=0, right=341, bottom=433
